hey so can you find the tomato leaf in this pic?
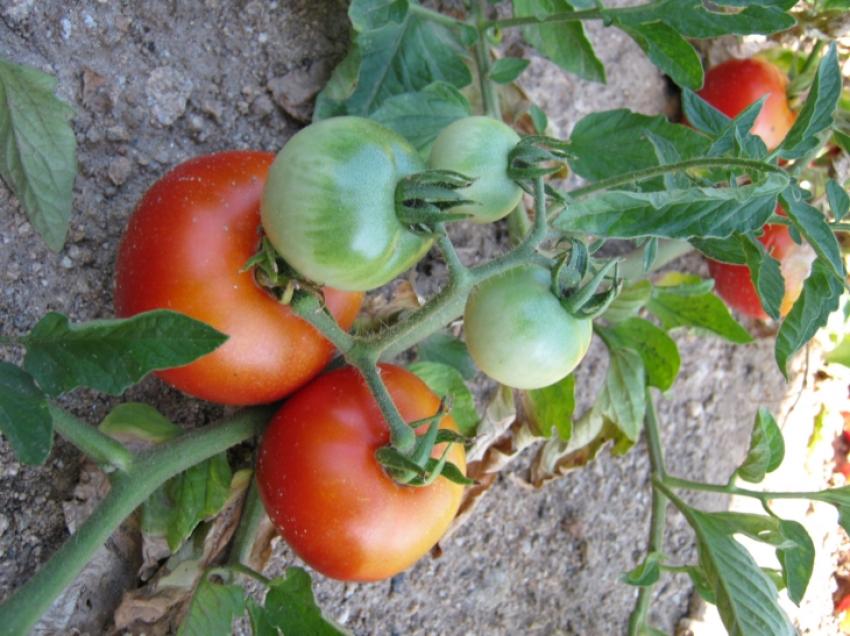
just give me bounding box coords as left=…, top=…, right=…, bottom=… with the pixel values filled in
left=735, top=407, right=785, bottom=483
left=781, top=183, right=846, bottom=284
left=682, top=508, right=795, bottom=636
left=826, top=334, right=850, bottom=369
left=416, top=331, right=477, bottom=380
left=622, top=551, right=663, bottom=587
left=0, top=57, right=76, bottom=251
left=681, top=89, right=732, bottom=137
left=740, top=235, right=784, bottom=321
left=21, top=310, right=228, bottom=397
left=521, top=374, right=575, bottom=440
left=600, top=318, right=680, bottom=391
left=647, top=275, right=753, bottom=344
left=177, top=577, right=245, bottom=636
left=779, top=44, right=841, bottom=159
left=513, top=0, right=606, bottom=83
left=811, top=486, right=850, bottom=535
left=370, top=81, right=471, bottom=152
left=598, top=347, right=645, bottom=442
left=557, top=172, right=788, bottom=240
left=601, top=280, right=652, bottom=324
left=408, top=361, right=478, bottom=435
left=488, top=57, right=531, bottom=84
left=691, top=235, right=748, bottom=264
left=706, top=98, right=770, bottom=160
left=683, top=565, right=717, bottom=604
left=776, top=519, right=814, bottom=606
left=99, top=402, right=182, bottom=445
left=0, top=361, right=53, bottom=465
left=313, top=0, right=471, bottom=118
left=775, top=258, right=843, bottom=377
left=262, top=568, right=349, bottom=636
left=826, top=179, right=849, bottom=221
left=616, top=21, right=702, bottom=90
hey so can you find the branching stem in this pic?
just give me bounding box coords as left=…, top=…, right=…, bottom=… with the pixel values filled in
left=49, top=404, right=134, bottom=472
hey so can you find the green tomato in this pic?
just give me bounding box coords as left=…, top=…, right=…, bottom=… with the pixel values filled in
left=428, top=116, right=522, bottom=223
left=464, top=265, right=592, bottom=389
left=261, top=117, right=432, bottom=292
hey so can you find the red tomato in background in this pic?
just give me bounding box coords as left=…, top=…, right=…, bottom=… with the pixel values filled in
left=114, top=151, right=363, bottom=405
left=256, top=364, right=466, bottom=582
left=698, top=57, right=796, bottom=150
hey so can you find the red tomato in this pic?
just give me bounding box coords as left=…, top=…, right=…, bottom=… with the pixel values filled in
left=698, top=58, right=795, bottom=150
left=114, top=151, right=363, bottom=405
left=256, top=364, right=466, bottom=582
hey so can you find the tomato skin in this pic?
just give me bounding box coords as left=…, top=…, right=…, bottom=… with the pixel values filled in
left=114, top=151, right=363, bottom=405
left=464, top=266, right=592, bottom=389
left=256, top=364, right=465, bottom=582
left=261, top=117, right=433, bottom=292
left=697, top=58, right=795, bottom=150
left=428, top=116, right=523, bottom=223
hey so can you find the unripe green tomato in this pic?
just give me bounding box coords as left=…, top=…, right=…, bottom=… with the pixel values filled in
left=463, top=265, right=592, bottom=389
left=261, top=117, right=433, bottom=292
left=428, top=116, right=523, bottom=223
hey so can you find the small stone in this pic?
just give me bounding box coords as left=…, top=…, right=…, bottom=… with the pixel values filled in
left=60, top=17, right=72, bottom=40
left=146, top=66, right=193, bottom=126
left=0, top=514, right=9, bottom=537
left=267, top=61, right=331, bottom=122
left=105, top=124, right=129, bottom=141
left=201, top=99, right=224, bottom=123
left=188, top=114, right=205, bottom=131
left=108, top=156, right=133, bottom=186
left=60, top=256, right=73, bottom=269
left=251, top=94, right=274, bottom=117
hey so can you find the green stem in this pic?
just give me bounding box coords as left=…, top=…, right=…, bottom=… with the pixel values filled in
left=627, top=391, right=668, bottom=636
left=408, top=3, right=466, bottom=29
left=435, top=225, right=470, bottom=283
left=49, top=404, right=134, bottom=472
left=482, top=8, right=604, bottom=31
left=212, top=563, right=272, bottom=587
left=663, top=476, right=822, bottom=501
left=358, top=362, right=416, bottom=454
left=473, top=0, right=501, bottom=119
left=290, top=293, right=355, bottom=353
left=619, top=239, right=694, bottom=281
left=228, top=476, right=268, bottom=568
left=0, top=406, right=272, bottom=636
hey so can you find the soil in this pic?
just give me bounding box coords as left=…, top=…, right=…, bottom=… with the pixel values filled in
left=0, top=1, right=843, bottom=635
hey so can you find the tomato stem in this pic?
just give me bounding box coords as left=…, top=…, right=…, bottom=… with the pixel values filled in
left=290, top=292, right=355, bottom=354
left=357, top=363, right=417, bottom=454
left=481, top=8, right=604, bottom=32
left=472, top=0, right=501, bottom=120
left=662, top=475, right=824, bottom=501
left=49, top=404, right=134, bottom=472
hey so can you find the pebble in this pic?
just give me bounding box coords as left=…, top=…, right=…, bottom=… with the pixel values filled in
left=0, top=514, right=8, bottom=537
left=60, top=256, right=73, bottom=269
left=145, top=66, right=193, bottom=126
left=108, top=156, right=133, bottom=186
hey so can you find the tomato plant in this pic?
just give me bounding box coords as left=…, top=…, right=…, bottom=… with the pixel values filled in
left=256, top=364, right=465, bottom=582
left=697, top=58, right=796, bottom=150
left=463, top=265, right=592, bottom=389
left=261, top=116, right=434, bottom=292
left=114, top=151, right=363, bottom=405
left=428, top=116, right=523, bottom=223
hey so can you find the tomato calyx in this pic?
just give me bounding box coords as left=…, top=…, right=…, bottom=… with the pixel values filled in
left=553, top=241, right=623, bottom=319
left=375, top=399, right=474, bottom=487
left=508, top=135, right=571, bottom=181
left=395, top=169, right=478, bottom=233
left=243, top=236, right=325, bottom=306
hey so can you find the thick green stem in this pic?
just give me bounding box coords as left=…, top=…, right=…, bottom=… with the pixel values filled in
left=49, top=404, right=134, bottom=472
left=356, top=362, right=416, bottom=453
left=473, top=0, right=501, bottom=120
left=627, top=391, right=668, bottom=636
left=290, top=293, right=355, bottom=353
left=482, top=8, right=604, bottom=31
left=228, top=476, right=268, bottom=568
left=663, top=476, right=821, bottom=501
left=0, top=407, right=272, bottom=635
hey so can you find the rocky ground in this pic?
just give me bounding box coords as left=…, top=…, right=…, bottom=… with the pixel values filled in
left=0, top=1, right=843, bottom=635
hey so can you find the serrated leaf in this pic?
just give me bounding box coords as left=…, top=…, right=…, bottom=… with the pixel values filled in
left=557, top=173, right=788, bottom=240
left=648, top=278, right=753, bottom=344
left=178, top=577, right=245, bottom=636
left=781, top=184, right=845, bottom=284
left=601, top=318, right=680, bottom=391
left=780, top=44, right=841, bottom=159
left=681, top=89, right=732, bottom=137
left=740, top=234, right=784, bottom=321
left=0, top=58, right=76, bottom=251
left=22, top=310, right=228, bottom=397
left=623, top=551, right=662, bottom=587
left=775, top=258, right=843, bottom=377
left=0, top=361, right=52, bottom=464
left=691, top=235, right=748, bottom=264
left=618, top=21, right=702, bottom=90
left=736, top=407, right=784, bottom=483
left=370, top=82, right=470, bottom=152
left=826, top=179, right=849, bottom=220
left=263, top=568, right=348, bottom=636
left=522, top=374, right=575, bottom=440
left=684, top=508, right=795, bottom=636
left=488, top=57, right=531, bottom=84
left=99, top=402, right=181, bottom=445
left=408, top=361, right=478, bottom=435
left=514, top=0, right=606, bottom=83
left=416, top=331, right=477, bottom=380
left=598, top=348, right=645, bottom=441
left=602, top=280, right=653, bottom=324
left=776, top=519, right=814, bottom=606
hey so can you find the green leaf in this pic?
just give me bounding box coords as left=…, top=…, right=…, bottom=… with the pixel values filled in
left=488, top=57, right=531, bottom=84
left=781, top=184, right=846, bottom=284
left=825, top=334, right=850, bottom=368
left=775, top=258, right=843, bottom=377
left=779, top=44, right=841, bottom=159
left=0, top=58, right=76, bottom=251
left=684, top=508, right=795, bottom=636
left=736, top=407, right=785, bottom=483
left=623, top=551, right=662, bottom=587
left=826, top=179, right=849, bottom=220
left=416, top=331, right=477, bottom=380
left=601, top=318, right=680, bottom=391
left=0, top=361, right=52, bottom=464
left=601, top=280, right=652, bottom=324
left=313, top=0, right=471, bottom=117
left=522, top=374, right=575, bottom=440
left=617, top=21, right=702, bottom=90
left=556, top=173, right=788, bottom=240
left=812, top=486, right=850, bottom=535
left=408, top=361, right=478, bottom=435
left=514, top=0, right=606, bottom=83
left=178, top=577, right=246, bottom=636
left=529, top=104, right=548, bottom=134
left=99, top=402, right=182, bottom=445
left=566, top=109, right=708, bottom=184
left=370, top=82, right=471, bottom=152
left=691, top=235, right=747, bottom=264
left=776, top=519, right=814, bottom=606
left=22, top=310, right=228, bottom=397
left=246, top=599, right=279, bottom=636
left=647, top=275, right=753, bottom=344
left=684, top=565, right=717, bottom=604
left=263, top=568, right=348, bottom=635
left=597, top=347, right=645, bottom=441
left=740, top=234, right=784, bottom=321
left=681, top=89, right=732, bottom=137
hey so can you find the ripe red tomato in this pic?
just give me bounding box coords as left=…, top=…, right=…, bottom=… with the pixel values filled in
left=114, top=151, right=363, bottom=405
left=697, top=58, right=795, bottom=150
left=256, top=364, right=466, bottom=582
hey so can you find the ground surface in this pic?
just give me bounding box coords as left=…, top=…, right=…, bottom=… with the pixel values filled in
left=0, top=1, right=840, bottom=635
